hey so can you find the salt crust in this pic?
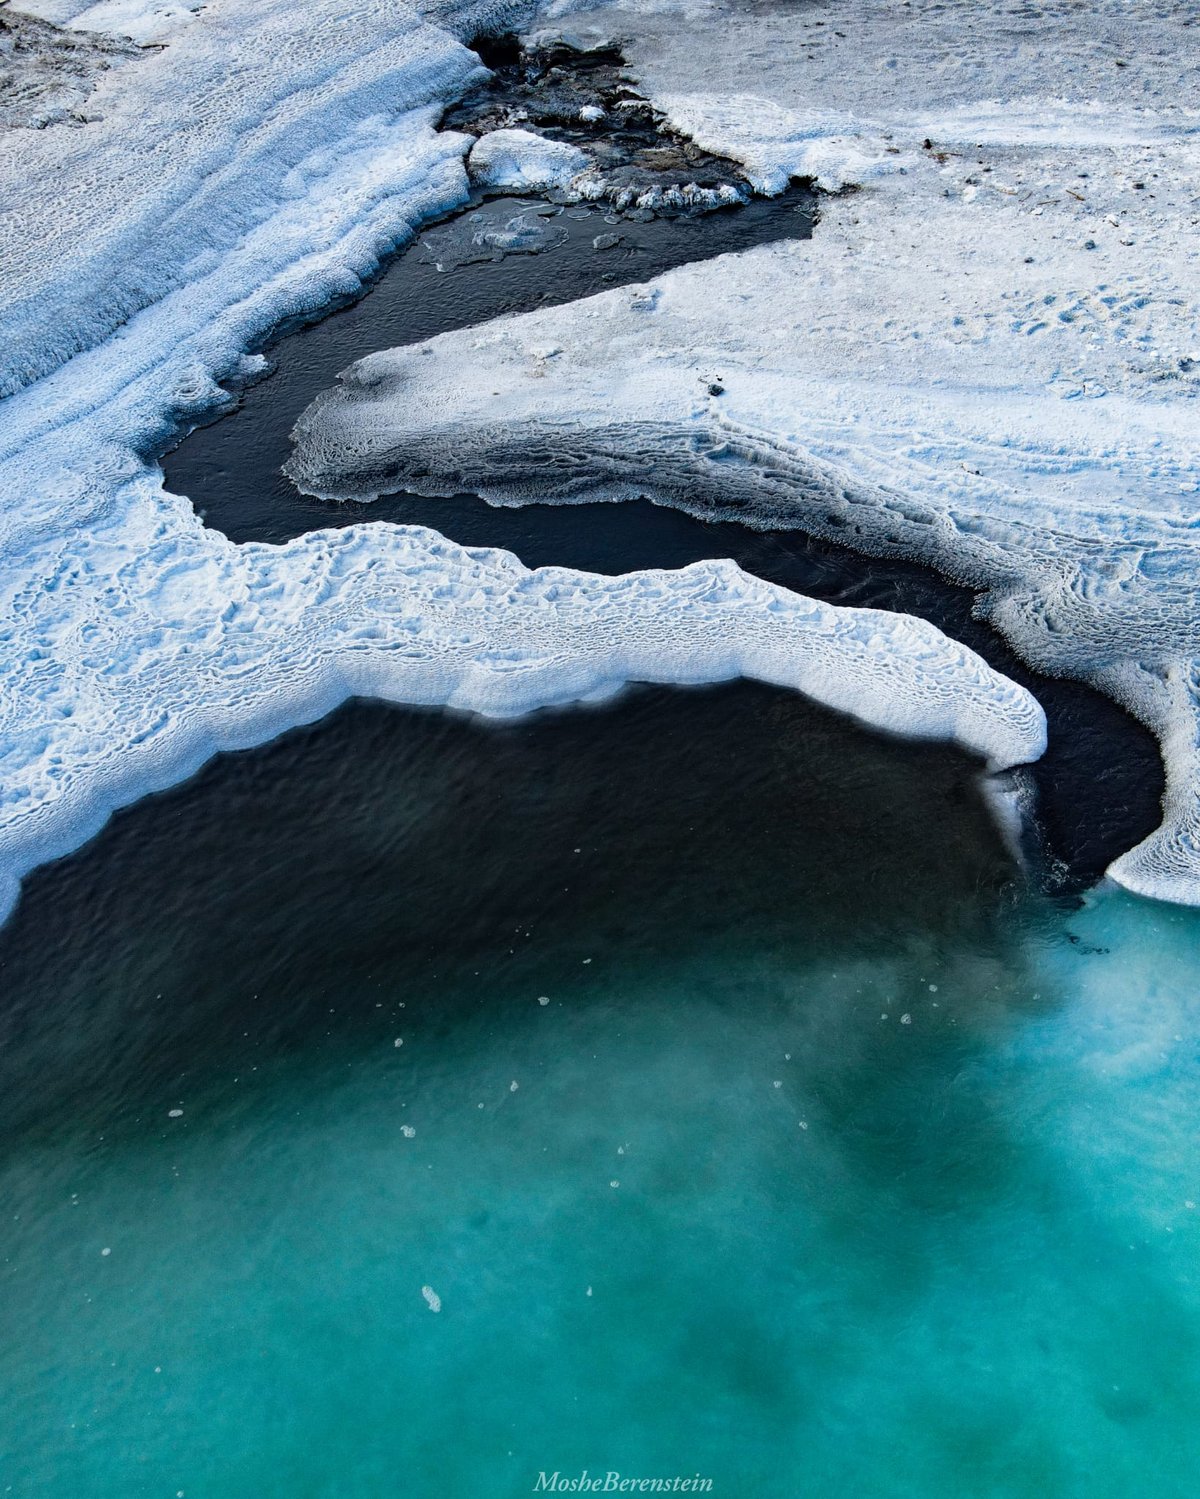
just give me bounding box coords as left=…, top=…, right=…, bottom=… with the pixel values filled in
left=468, top=127, right=591, bottom=189
left=291, top=0, right=1200, bottom=905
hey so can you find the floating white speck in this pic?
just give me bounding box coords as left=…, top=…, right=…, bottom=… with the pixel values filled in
left=610, top=1180, right=620, bottom=1188
left=393, top=1038, right=403, bottom=1048
left=537, top=996, right=550, bottom=1006
left=401, top=1125, right=416, bottom=1138
left=798, top=1121, right=809, bottom=1131
left=510, top=1081, right=519, bottom=1092
left=900, top=1013, right=912, bottom=1025
left=929, top=984, right=939, bottom=993
left=101, top=1247, right=111, bottom=1256
left=422, top=1285, right=441, bottom=1312
left=168, top=1108, right=183, bottom=1118
left=586, top=1285, right=593, bottom=1297
left=773, top=1080, right=782, bottom=1088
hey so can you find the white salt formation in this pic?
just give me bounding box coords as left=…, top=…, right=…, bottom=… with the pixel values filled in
left=0, top=0, right=487, bottom=399
left=290, top=0, right=1200, bottom=905
left=467, top=127, right=591, bottom=190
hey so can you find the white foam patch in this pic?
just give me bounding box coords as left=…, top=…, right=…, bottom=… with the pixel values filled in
left=651, top=95, right=904, bottom=195
left=469, top=124, right=746, bottom=213
left=292, top=0, right=1200, bottom=906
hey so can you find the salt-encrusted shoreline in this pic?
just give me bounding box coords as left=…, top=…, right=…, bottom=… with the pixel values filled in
left=0, top=0, right=1048, bottom=924
left=289, top=0, right=1200, bottom=905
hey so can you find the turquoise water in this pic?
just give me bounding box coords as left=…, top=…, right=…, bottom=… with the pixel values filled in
left=1, top=684, right=1197, bottom=1497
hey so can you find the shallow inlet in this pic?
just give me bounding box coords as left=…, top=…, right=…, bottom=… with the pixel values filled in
left=2, top=683, right=1199, bottom=1496
left=163, top=191, right=1164, bottom=892
left=161, top=188, right=817, bottom=540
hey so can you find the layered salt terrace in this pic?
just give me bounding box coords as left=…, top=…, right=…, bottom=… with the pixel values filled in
left=0, top=0, right=1048, bottom=921
left=290, top=0, right=1200, bottom=905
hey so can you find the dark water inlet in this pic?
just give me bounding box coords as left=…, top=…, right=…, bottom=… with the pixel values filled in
left=162, top=187, right=1163, bottom=893
left=0, top=680, right=1018, bottom=1144
left=161, top=187, right=817, bottom=537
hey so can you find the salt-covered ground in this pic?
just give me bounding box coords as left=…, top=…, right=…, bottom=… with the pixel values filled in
left=291, top=0, right=1200, bottom=904
left=0, top=0, right=1052, bottom=922
left=0, top=4, right=137, bottom=125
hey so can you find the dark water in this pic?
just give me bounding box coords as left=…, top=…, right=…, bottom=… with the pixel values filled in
left=2, top=683, right=1199, bottom=1497
left=162, top=189, right=815, bottom=539
left=0, top=683, right=1011, bottom=1141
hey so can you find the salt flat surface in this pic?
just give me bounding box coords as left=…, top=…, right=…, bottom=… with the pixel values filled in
left=292, top=0, right=1200, bottom=904
left=0, top=0, right=1048, bottom=921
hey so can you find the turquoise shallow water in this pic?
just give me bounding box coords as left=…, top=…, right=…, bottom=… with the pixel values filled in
left=1, top=683, right=1197, bottom=1498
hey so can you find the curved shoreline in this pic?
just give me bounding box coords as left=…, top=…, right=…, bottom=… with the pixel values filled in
left=164, top=182, right=1161, bottom=896
left=1, top=0, right=1194, bottom=916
